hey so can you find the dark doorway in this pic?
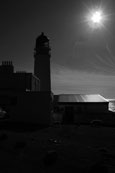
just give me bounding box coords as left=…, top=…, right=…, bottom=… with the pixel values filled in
left=63, top=106, right=74, bottom=124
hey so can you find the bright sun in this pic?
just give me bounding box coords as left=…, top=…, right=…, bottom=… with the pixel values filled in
left=85, top=9, right=106, bottom=29
left=81, top=2, right=114, bottom=33
left=91, top=11, right=102, bottom=24
left=83, top=3, right=111, bottom=30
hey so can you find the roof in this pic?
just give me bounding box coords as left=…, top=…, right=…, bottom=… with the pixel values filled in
left=54, top=94, right=108, bottom=103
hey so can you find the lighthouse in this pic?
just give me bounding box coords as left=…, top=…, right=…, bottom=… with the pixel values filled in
left=34, top=32, right=51, bottom=92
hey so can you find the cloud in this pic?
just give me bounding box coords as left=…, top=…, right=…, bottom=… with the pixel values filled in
left=51, top=63, right=115, bottom=98
left=65, top=40, right=115, bottom=75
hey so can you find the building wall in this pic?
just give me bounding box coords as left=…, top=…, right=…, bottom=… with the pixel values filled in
left=0, top=61, right=14, bottom=74
left=0, top=73, right=40, bottom=91
left=58, top=102, right=108, bottom=113
left=0, top=73, right=27, bottom=91
left=31, top=74, right=40, bottom=91
left=54, top=102, right=109, bottom=124
left=34, top=55, right=51, bottom=91
left=0, top=91, right=51, bottom=124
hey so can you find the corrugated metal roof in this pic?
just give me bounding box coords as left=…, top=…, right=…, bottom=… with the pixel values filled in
left=54, top=94, right=108, bottom=103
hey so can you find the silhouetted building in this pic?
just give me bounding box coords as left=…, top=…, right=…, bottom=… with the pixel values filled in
left=53, top=94, right=111, bottom=124
left=0, top=61, right=40, bottom=91
left=0, top=61, right=14, bottom=74
left=0, top=32, right=52, bottom=125
left=0, top=91, right=51, bottom=124
left=34, top=32, right=51, bottom=91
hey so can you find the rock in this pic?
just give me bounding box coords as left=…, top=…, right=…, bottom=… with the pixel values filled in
left=0, top=133, right=8, bottom=141
left=14, top=141, right=26, bottom=150
left=48, top=138, right=62, bottom=145
left=89, top=162, right=108, bottom=173
left=98, top=147, right=108, bottom=153
left=43, top=150, right=58, bottom=167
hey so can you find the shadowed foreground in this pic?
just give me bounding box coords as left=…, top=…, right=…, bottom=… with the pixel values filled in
left=0, top=123, right=115, bottom=172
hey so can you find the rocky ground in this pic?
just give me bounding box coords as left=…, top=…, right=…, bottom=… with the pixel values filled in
left=0, top=124, right=115, bottom=172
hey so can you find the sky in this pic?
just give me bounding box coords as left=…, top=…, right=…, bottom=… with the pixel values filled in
left=0, top=0, right=115, bottom=98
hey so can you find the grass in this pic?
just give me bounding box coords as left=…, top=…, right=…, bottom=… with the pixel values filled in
left=0, top=124, right=115, bottom=172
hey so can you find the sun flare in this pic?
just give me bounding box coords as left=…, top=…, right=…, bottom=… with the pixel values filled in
left=91, top=11, right=103, bottom=24
left=86, top=9, right=105, bottom=29
left=82, top=2, right=113, bottom=31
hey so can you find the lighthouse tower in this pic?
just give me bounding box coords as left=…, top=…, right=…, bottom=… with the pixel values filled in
left=34, top=32, right=51, bottom=92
